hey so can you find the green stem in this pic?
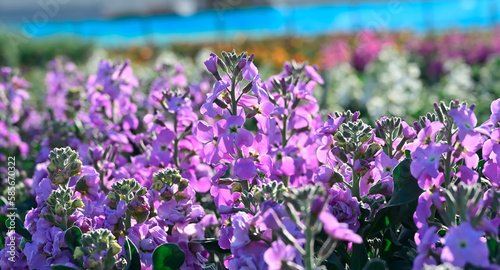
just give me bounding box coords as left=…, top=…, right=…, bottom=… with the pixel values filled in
left=304, top=222, right=315, bottom=270
left=230, top=75, right=237, bottom=116
left=60, top=216, right=67, bottom=231
left=283, top=175, right=289, bottom=188
left=125, top=210, right=132, bottom=230
left=352, top=173, right=360, bottom=199
left=387, top=134, right=394, bottom=159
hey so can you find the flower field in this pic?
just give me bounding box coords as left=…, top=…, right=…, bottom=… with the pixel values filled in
left=0, top=43, right=499, bottom=270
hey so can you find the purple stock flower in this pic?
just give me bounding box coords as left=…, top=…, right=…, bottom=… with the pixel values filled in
left=449, top=104, right=481, bottom=142
left=441, top=222, right=490, bottom=268
left=319, top=211, right=362, bottom=243
left=201, top=80, right=230, bottom=117
left=401, top=120, right=417, bottom=139
left=326, top=186, right=361, bottom=231
left=104, top=200, right=127, bottom=228
left=263, top=240, right=299, bottom=270
left=304, top=65, right=324, bottom=84
left=413, top=227, right=439, bottom=270
left=242, top=60, right=258, bottom=81
left=127, top=224, right=168, bottom=266
left=490, top=98, right=500, bottom=124
left=456, top=165, right=478, bottom=185
left=230, top=212, right=251, bottom=250
left=204, top=53, right=219, bottom=74
left=150, top=128, right=175, bottom=167
left=414, top=121, right=444, bottom=149
left=234, top=158, right=257, bottom=180
left=0, top=233, right=28, bottom=269
left=218, top=116, right=253, bottom=155
left=195, top=120, right=224, bottom=164
left=411, top=143, right=453, bottom=190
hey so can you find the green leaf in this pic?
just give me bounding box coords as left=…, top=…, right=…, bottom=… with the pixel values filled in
left=362, top=259, right=387, bottom=270
left=190, top=239, right=230, bottom=255
left=124, top=237, right=142, bottom=270
left=64, top=226, right=82, bottom=253
left=365, top=204, right=412, bottom=237
left=487, top=238, right=499, bottom=261
left=51, top=265, right=79, bottom=270
left=5, top=216, right=32, bottom=241
left=387, top=159, right=423, bottom=207
left=152, top=243, right=185, bottom=270
left=350, top=243, right=368, bottom=270
left=325, top=252, right=345, bottom=270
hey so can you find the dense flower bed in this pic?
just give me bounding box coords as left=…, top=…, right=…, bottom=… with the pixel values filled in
left=0, top=50, right=499, bottom=270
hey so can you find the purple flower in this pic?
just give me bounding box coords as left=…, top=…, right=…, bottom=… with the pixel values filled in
left=414, top=121, right=444, bottom=149
left=456, top=165, right=478, bottom=185
left=319, top=211, right=362, bottom=243
left=150, top=128, right=175, bottom=167
left=194, top=120, right=224, bottom=164
left=201, top=80, right=230, bottom=117
left=483, top=160, right=500, bottom=188
left=304, top=65, right=324, bottom=84
left=490, top=98, right=500, bottom=124
left=414, top=191, right=433, bottom=231
left=411, top=143, right=453, bottom=190
left=413, top=227, right=439, bottom=270
left=218, top=116, right=253, bottom=155
left=326, top=186, right=360, bottom=231
left=263, top=240, right=299, bottom=270
left=401, top=120, right=417, bottom=139
left=242, top=60, right=258, bottom=81
left=104, top=200, right=127, bottom=228
left=449, top=104, right=481, bottom=142
left=204, top=53, right=218, bottom=74
left=0, top=233, right=28, bottom=269
left=230, top=212, right=251, bottom=250
left=441, top=222, right=490, bottom=268
left=313, top=165, right=335, bottom=184
left=73, top=166, right=100, bottom=200
left=127, top=224, right=168, bottom=266
left=234, top=158, right=257, bottom=180
left=261, top=208, right=284, bottom=231
left=316, top=116, right=345, bottom=136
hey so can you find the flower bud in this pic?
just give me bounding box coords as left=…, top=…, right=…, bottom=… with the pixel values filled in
left=52, top=171, right=68, bottom=186
left=204, top=53, right=219, bottom=75
left=74, top=247, right=84, bottom=259
left=107, top=191, right=121, bottom=202
left=311, top=196, right=325, bottom=216
left=47, top=163, right=57, bottom=174
left=231, top=182, right=243, bottom=193
left=55, top=204, right=65, bottom=216
left=71, top=198, right=85, bottom=209
left=365, top=143, right=382, bottom=159
left=160, top=186, right=174, bottom=201
left=42, top=212, right=57, bottom=223
left=214, top=98, right=228, bottom=109
left=136, top=187, right=147, bottom=197
left=237, top=58, right=247, bottom=70
left=178, top=178, right=189, bottom=192
left=110, top=242, right=122, bottom=255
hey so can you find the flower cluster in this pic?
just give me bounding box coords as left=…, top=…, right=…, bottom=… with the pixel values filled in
left=0, top=50, right=499, bottom=270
